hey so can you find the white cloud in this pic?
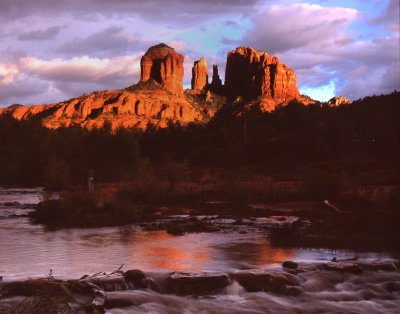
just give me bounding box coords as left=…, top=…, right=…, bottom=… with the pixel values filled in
left=0, top=63, right=19, bottom=85
left=19, top=54, right=142, bottom=84
left=238, top=2, right=399, bottom=100
left=241, top=3, right=358, bottom=54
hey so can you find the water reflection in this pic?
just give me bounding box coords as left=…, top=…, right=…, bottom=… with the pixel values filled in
left=0, top=188, right=396, bottom=281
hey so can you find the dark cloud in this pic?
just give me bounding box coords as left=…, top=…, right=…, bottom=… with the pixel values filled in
left=0, top=0, right=261, bottom=21
left=0, top=76, right=49, bottom=106
left=18, top=26, right=62, bottom=41
left=372, top=0, right=400, bottom=25
left=56, top=26, right=146, bottom=57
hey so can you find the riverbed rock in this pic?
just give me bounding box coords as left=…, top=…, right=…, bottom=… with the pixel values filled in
left=321, top=262, right=364, bottom=275
left=191, top=57, right=208, bottom=90
left=282, top=261, right=298, bottom=269
left=229, top=270, right=300, bottom=294
left=140, top=43, right=184, bottom=96
left=224, top=47, right=305, bottom=110
left=165, top=219, right=220, bottom=235
left=167, top=272, right=230, bottom=295
left=124, top=269, right=145, bottom=283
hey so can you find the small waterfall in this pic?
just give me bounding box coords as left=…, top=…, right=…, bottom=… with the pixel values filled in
left=223, top=280, right=246, bottom=295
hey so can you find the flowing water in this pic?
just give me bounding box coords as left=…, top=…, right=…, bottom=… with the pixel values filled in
left=0, top=187, right=399, bottom=313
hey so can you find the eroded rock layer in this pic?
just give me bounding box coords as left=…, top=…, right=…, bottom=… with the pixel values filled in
left=0, top=83, right=205, bottom=131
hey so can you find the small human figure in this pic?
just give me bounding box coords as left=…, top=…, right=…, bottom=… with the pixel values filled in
left=88, top=169, right=95, bottom=192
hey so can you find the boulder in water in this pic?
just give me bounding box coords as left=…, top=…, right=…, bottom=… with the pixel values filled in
left=167, top=272, right=230, bottom=295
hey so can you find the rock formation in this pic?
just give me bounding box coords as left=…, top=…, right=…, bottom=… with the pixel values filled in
left=224, top=47, right=301, bottom=110
left=0, top=82, right=208, bottom=131
left=210, top=65, right=223, bottom=93
left=327, top=96, right=351, bottom=107
left=0, top=44, right=325, bottom=130
left=140, top=43, right=184, bottom=96
left=191, top=57, right=208, bottom=90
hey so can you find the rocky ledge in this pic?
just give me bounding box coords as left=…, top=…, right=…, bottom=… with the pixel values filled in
left=1, top=260, right=399, bottom=313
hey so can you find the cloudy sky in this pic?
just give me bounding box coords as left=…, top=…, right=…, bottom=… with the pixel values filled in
left=0, top=0, right=399, bottom=106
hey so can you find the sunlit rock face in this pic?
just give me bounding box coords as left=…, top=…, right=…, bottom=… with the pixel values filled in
left=0, top=85, right=204, bottom=131
left=191, top=57, right=208, bottom=91
left=140, top=43, right=184, bottom=96
left=224, top=47, right=301, bottom=110
left=327, top=96, right=352, bottom=107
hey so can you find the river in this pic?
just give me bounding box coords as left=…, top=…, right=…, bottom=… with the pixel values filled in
left=1, top=187, right=399, bottom=313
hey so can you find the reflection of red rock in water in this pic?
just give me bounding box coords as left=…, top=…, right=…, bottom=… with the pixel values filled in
left=128, top=230, right=293, bottom=272
left=129, top=231, right=209, bottom=272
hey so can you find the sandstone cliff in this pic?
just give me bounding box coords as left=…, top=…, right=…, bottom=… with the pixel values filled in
left=140, top=43, right=184, bottom=96
left=0, top=44, right=327, bottom=130
left=0, top=81, right=211, bottom=130
left=224, top=47, right=308, bottom=110
left=191, top=57, right=208, bottom=90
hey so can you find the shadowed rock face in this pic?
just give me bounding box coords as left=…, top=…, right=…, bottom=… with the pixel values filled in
left=210, top=65, right=223, bottom=93
left=140, top=43, right=184, bottom=96
left=191, top=57, right=208, bottom=90
left=224, top=47, right=300, bottom=110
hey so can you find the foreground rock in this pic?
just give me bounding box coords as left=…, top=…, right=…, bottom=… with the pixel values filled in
left=1, top=261, right=399, bottom=312
left=167, top=272, right=230, bottom=295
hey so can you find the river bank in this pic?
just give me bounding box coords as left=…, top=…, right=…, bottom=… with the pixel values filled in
left=28, top=179, right=400, bottom=253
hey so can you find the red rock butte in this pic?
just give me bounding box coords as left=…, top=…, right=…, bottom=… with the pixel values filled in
left=225, top=47, right=306, bottom=110
left=191, top=57, right=208, bottom=91
left=0, top=44, right=321, bottom=130
left=140, top=43, right=184, bottom=96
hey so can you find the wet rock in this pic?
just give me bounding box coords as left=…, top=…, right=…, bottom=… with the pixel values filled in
left=322, top=262, right=363, bottom=275
left=165, top=219, right=220, bottom=236
left=166, top=224, right=185, bottom=236
left=124, top=269, right=145, bottom=282
left=85, top=276, right=133, bottom=292
left=230, top=270, right=299, bottom=294
left=167, top=272, right=230, bottom=295
left=4, top=202, right=20, bottom=206
left=383, top=281, right=400, bottom=292
left=357, top=261, right=398, bottom=272
left=124, top=269, right=147, bottom=288
left=105, top=296, right=136, bottom=309
left=282, top=261, right=298, bottom=270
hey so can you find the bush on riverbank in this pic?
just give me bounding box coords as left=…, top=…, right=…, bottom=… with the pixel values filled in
left=31, top=192, right=153, bottom=228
